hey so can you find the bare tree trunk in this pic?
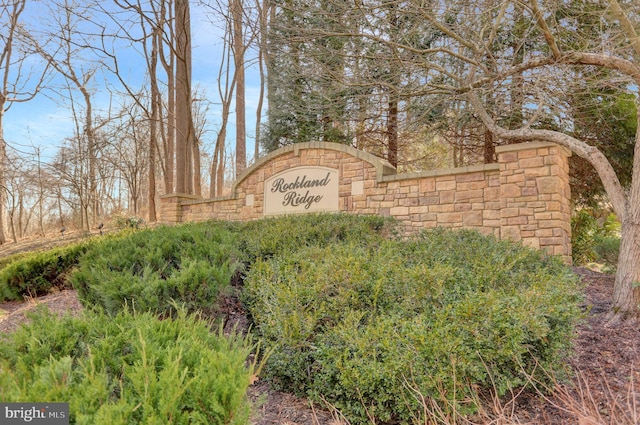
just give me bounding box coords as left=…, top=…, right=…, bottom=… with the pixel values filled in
left=192, top=125, right=201, bottom=196
left=610, top=108, right=640, bottom=321
left=387, top=94, right=398, bottom=168
left=81, top=86, right=97, bottom=230
left=232, top=0, right=247, bottom=177
left=146, top=19, right=162, bottom=222
left=483, top=128, right=495, bottom=163
left=174, top=0, right=193, bottom=194
left=0, top=125, right=6, bottom=245
left=611, top=220, right=640, bottom=322
left=149, top=90, right=158, bottom=221
left=216, top=144, right=225, bottom=195
left=210, top=20, right=236, bottom=197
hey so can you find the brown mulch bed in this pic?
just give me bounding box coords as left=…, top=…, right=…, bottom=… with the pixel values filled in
left=1, top=267, right=638, bottom=424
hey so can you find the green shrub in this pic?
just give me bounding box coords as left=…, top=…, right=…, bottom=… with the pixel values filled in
left=71, top=222, right=241, bottom=317
left=572, top=209, right=621, bottom=269
left=244, top=229, right=584, bottom=424
left=0, top=241, right=91, bottom=301
left=234, top=213, right=394, bottom=263
left=0, top=307, right=257, bottom=425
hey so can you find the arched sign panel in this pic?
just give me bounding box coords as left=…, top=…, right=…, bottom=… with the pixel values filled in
left=264, top=166, right=339, bottom=215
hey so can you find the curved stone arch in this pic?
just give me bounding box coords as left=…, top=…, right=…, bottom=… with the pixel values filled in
left=232, top=142, right=396, bottom=194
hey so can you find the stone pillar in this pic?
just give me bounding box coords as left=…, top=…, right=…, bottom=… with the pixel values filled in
left=159, top=193, right=199, bottom=224
left=496, top=142, right=572, bottom=262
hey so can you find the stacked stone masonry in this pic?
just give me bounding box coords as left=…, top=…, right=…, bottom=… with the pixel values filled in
left=160, top=141, right=572, bottom=262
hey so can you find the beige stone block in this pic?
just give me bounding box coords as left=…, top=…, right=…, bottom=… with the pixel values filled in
left=507, top=216, right=528, bottom=225
left=524, top=167, right=550, bottom=177
left=486, top=201, right=501, bottom=210
left=536, top=147, right=550, bottom=156
left=505, top=162, right=520, bottom=170
left=517, top=149, right=538, bottom=159
left=501, top=184, right=522, bottom=198
left=457, top=180, right=488, bottom=191
left=391, top=206, right=409, bottom=216
left=501, top=208, right=521, bottom=218
left=539, top=236, right=565, bottom=246
left=455, top=203, right=472, bottom=212
left=456, top=189, right=484, bottom=201
left=343, top=169, right=358, bottom=179
left=436, top=180, right=457, bottom=191
left=520, top=186, right=538, bottom=197
left=538, top=219, right=565, bottom=229
left=519, top=157, right=544, bottom=168
left=440, top=190, right=455, bottom=204
left=499, top=152, right=519, bottom=163
left=545, top=201, right=561, bottom=211
left=431, top=204, right=455, bottom=213
left=342, top=162, right=362, bottom=172
left=456, top=172, right=486, bottom=182
left=484, top=187, right=500, bottom=201
left=419, top=196, right=440, bottom=206
left=409, top=205, right=430, bottom=214
left=506, top=174, right=526, bottom=183
left=463, top=211, right=483, bottom=226
left=483, top=210, right=501, bottom=220
left=419, top=178, right=436, bottom=193
left=400, top=197, right=420, bottom=207
left=536, top=177, right=562, bottom=194
left=437, top=212, right=463, bottom=223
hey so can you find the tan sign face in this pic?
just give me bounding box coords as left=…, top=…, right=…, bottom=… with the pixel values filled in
left=264, top=167, right=339, bottom=215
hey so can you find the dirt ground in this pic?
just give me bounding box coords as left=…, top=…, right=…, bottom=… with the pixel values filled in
left=0, top=266, right=638, bottom=424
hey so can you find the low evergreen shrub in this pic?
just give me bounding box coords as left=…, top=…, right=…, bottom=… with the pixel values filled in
left=0, top=241, right=91, bottom=301
left=572, top=209, right=621, bottom=270
left=243, top=228, right=584, bottom=424
left=0, top=307, right=257, bottom=425
left=71, top=222, right=241, bottom=317
left=235, top=212, right=394, bottom=263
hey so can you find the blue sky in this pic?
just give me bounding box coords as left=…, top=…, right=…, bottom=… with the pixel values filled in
left=3, top=1, right=261, bottom=167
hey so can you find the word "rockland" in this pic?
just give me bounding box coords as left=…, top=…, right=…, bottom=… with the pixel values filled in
left=270, top=172, right=332, bottom=193
left=270, top=172, right=332, bottom=210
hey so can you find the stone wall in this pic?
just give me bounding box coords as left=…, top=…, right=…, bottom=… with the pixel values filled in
left=160, top=141, right=572, bottom=261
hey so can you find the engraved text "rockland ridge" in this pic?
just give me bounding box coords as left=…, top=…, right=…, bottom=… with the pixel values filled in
left=270, top=172, right=332, bottom=210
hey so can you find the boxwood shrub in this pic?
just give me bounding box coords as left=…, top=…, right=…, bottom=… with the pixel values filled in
left=234, top=212, right=394, bottom=263
left=243, top=228, right=584, bottom=424
left=0, top=307, right=257, bottom=425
